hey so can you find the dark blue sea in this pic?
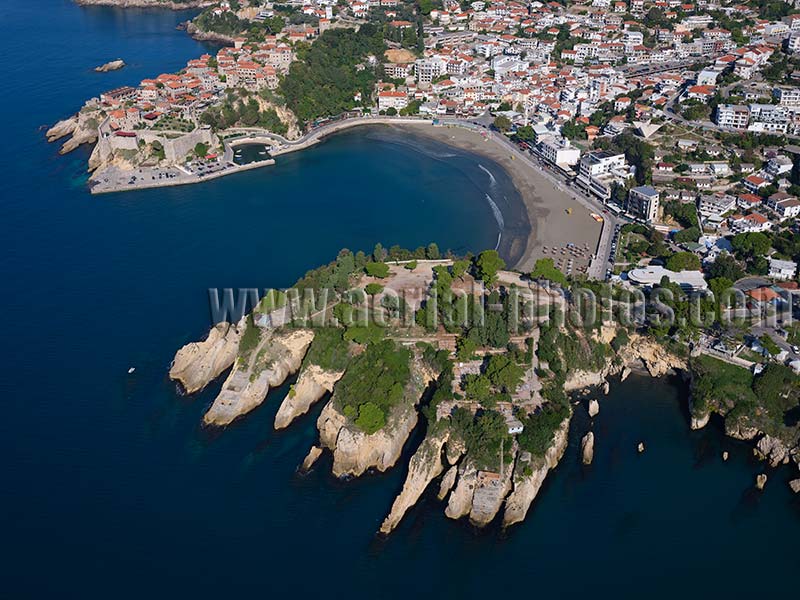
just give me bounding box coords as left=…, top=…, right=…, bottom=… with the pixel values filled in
left=1, top=2, right=799, bottom=598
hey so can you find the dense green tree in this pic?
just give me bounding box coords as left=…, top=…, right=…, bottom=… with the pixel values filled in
left=280, top=26, right=386, bottom=125
left=485, top=354, right=524, bottom=394
left=365, top=283, right=383, bottom=295
left=493, top=115, right=512, bottom=132
left=365, top=262, right=390, bottom=278
left=666, top=252, right=701, bottom=271
left=731, top=231, right=771, bottom=258
left=530, top=258, right=567, bottom=286
left=475, top=250, right=506, bottom=285
left=706, top=253, right=745, bottom=282
left=673, top=227, right=700, bottom=244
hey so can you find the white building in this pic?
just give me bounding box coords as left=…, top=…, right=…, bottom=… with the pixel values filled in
left=769, top=258, right=798, bottom=280
left=627, top=265, right=708, bottom=292
left=748, top=104, right=789, bottom=133
left=377, top=90, right=408, bottom=111
left=776, top=86, right=800, bottom=107
left=538, top=136, right=581, bottom=167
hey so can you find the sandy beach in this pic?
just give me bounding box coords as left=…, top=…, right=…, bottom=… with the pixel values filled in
left=395, top=123, right=602, bottom=273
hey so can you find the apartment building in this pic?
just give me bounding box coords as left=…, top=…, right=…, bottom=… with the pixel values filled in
left=575, top=151, right=631, bottom=200
left=626, top=185, right=660, bottom=223
left=715, top=104, right=750, bottom=129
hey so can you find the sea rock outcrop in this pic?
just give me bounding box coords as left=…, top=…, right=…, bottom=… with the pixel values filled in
left=300, top=446, right=323, bottom=473
left=46, top=117, right=78, bottom=142
left=756, top=473, right=767, bottom=491
left=789, top=479, right=800, bottom=494
left=203, top=328, right=314, bottom=426
left=379, top=427, right=450, bottom=534
left=48, top=109, right=100, bottom=154
left=274, top=365, right=344, bottom=430
left=754, top=435, right=790, bottom=467
left=94, top=59, right=125, bottom=72
left=169, top=320, right=242, bottom=394
left=581, top=431, right=595, bottom=465
left=438, top=464, right=459, bottom=500
left=588, top=399, right=599, bottom=418
left=502, top=415, right=571, bottom=527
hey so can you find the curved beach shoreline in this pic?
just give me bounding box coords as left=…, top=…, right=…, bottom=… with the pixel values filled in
left=390, top=123, right=601, bottom=272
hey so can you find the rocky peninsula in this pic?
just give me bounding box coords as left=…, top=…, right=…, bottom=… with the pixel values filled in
left=167, top=248, right=800, bottom=535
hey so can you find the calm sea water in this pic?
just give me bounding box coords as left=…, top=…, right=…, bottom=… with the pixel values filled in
left=1, top=2, right=799, bottom=598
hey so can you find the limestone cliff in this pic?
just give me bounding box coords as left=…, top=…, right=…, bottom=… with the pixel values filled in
left=169, top=320, right=242, bottom=394
left=565, top=332, right=686, bottom=392
left=725, top=418, right=761, bottom=441
left=317, top=360, right=430, bottom=478
left=48, top=109, right=100, bottom=154
left=203, top=328, right=314, bottom=427
left=253, top=95, right=301, bottom=141
left=502, top=415, right=571, bottom=527
left=379, top=427, right=450, bottom=534
left=317, top=399, right=420, bottom=478
left=618, top=334, right=687, bottom=377
left=186, top=21, right=235, bottom=45
left=445, top=461, right=477, bottom=520
left=46, top=117, right=78, bottom=143
left=274, top=365, right=343, bottom=430
left=690, top=400, right=710, bottom=430
left=755, top=435, right=790, bottom=467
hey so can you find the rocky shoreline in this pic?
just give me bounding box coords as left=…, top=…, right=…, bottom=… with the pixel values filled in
left=167, top=255, right=800, bottom=538
left=185, top=21, right=235, bottom=45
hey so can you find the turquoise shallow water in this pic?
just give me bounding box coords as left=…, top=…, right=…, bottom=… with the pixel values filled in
left=1, top=2, right=799, bottom=598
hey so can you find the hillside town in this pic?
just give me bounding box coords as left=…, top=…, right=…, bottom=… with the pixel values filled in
left=49, top=0, right=800, bottom=358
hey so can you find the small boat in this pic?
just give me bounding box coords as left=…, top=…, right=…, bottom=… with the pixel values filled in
left=128, top=367, right=136, bottom=374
